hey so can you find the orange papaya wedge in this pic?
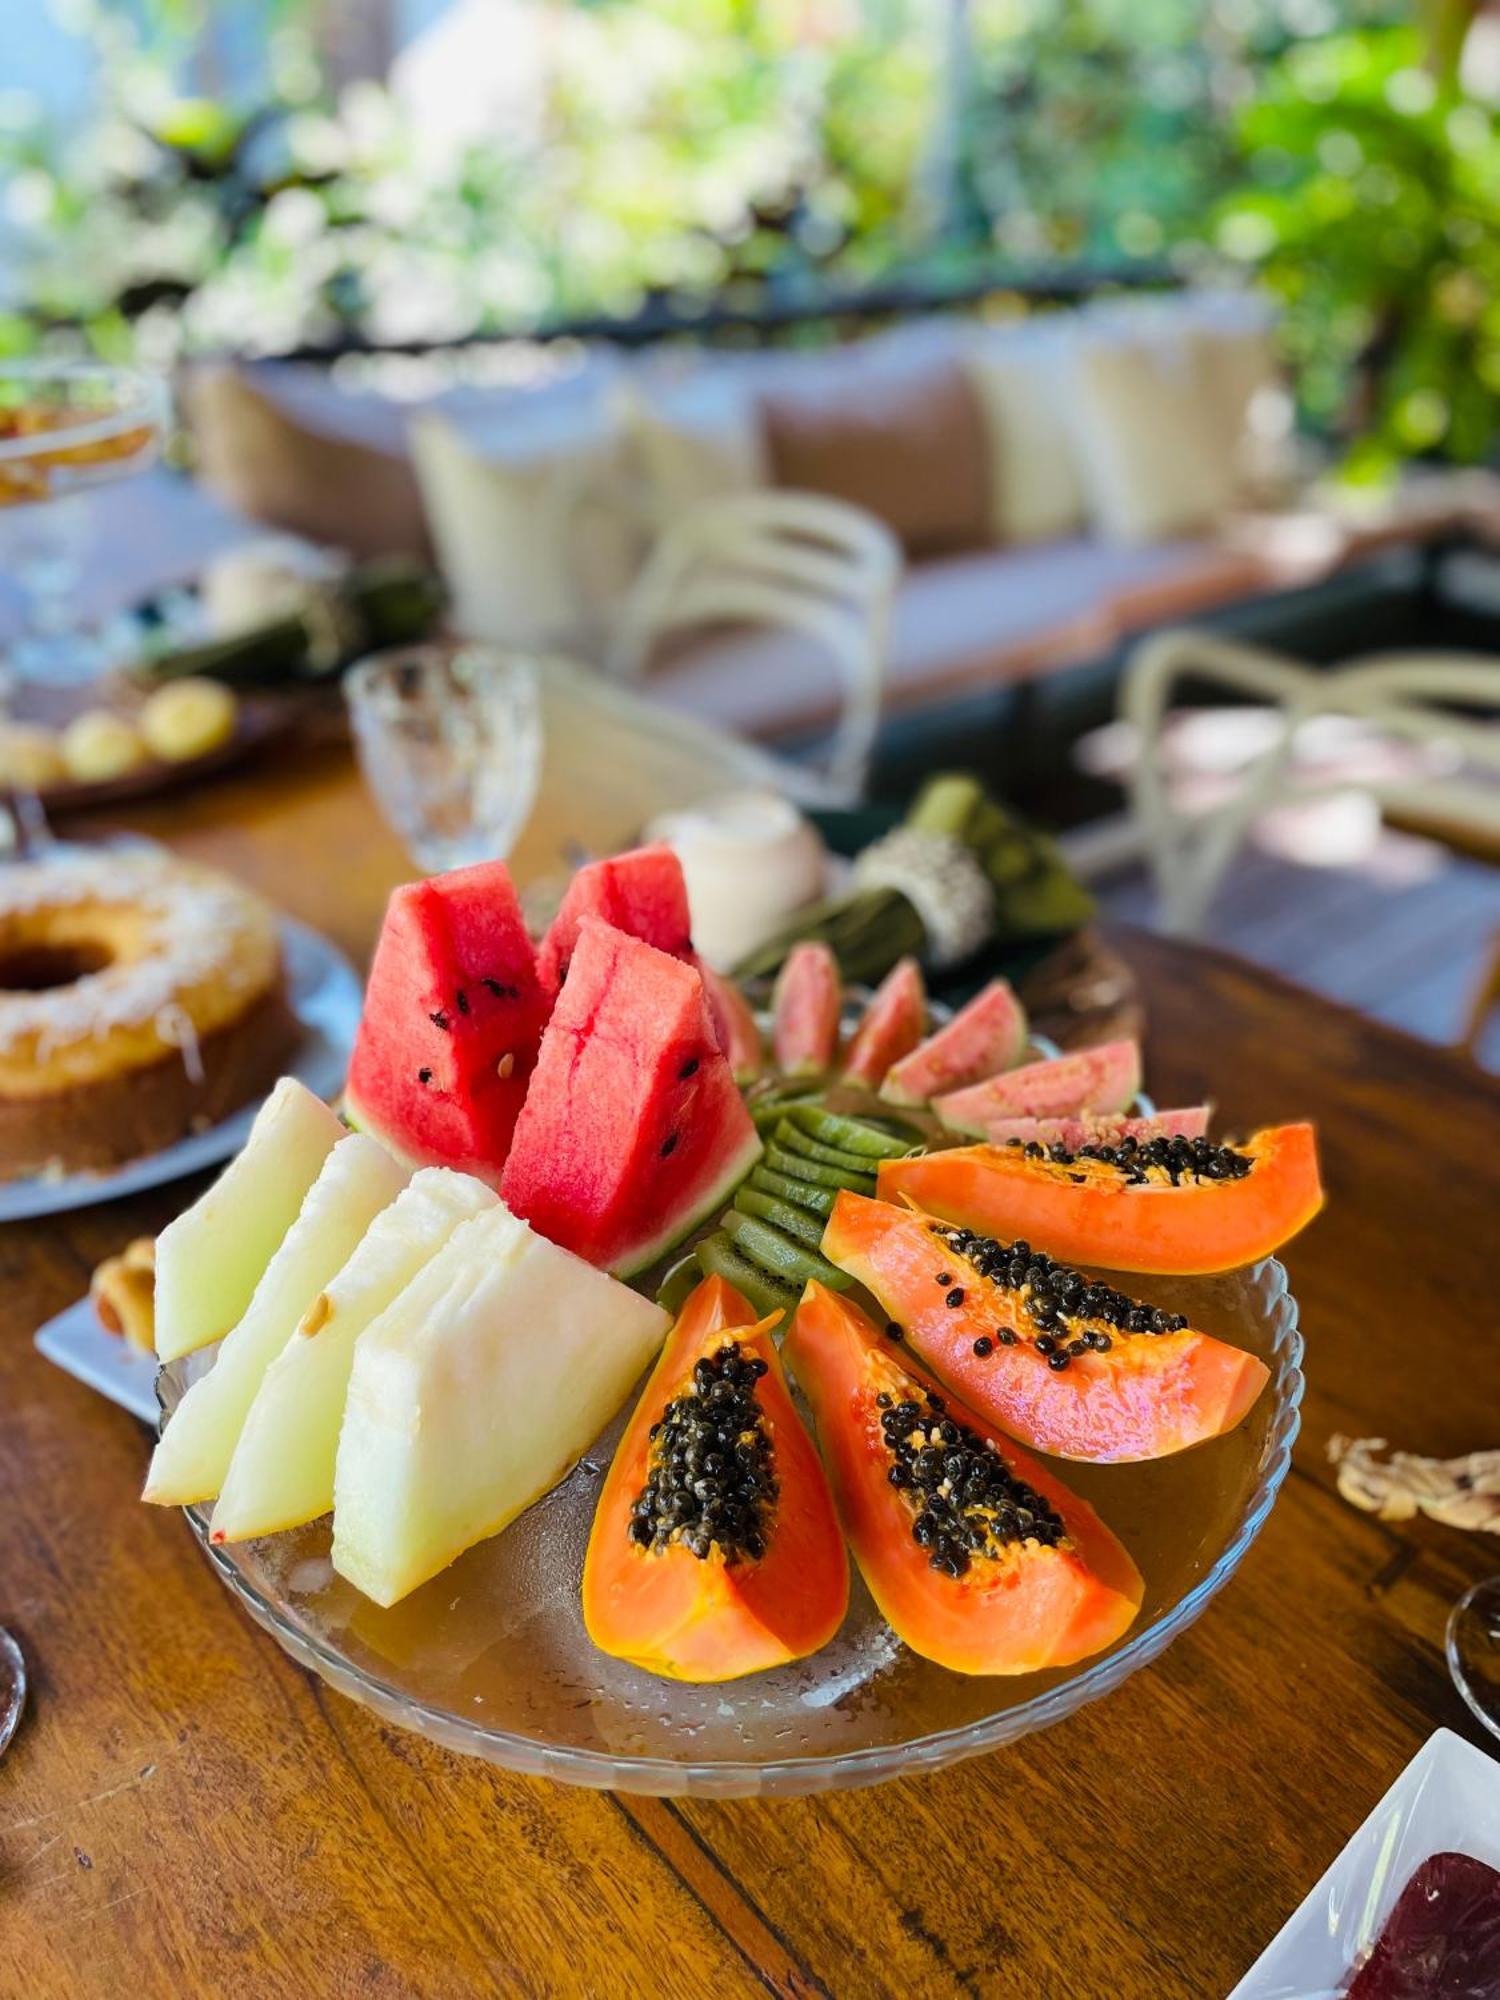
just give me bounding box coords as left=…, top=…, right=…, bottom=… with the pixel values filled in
left=878, top=1123, right=1322, bottom=1276
left=786, top=1283, right=1143, bottom=1675
left=821, top=1192, right=1269, bottom=1463
left=582, top=1274, right=848, bottom=1682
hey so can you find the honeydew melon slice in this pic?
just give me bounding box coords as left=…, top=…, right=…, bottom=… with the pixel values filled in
left=209, top=1168, right=498, bottom=1544
left=331, top=1203, right=670, bottom=1607
left=154, top=1077, right=346, bottom=1362
left=143, top=1134, right=409, bottom=1507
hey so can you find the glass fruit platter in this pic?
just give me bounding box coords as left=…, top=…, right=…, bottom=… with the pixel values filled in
left=162, top=1252, right=1302, bottom=1798
left=138, top=847, right=1319, bottom=1798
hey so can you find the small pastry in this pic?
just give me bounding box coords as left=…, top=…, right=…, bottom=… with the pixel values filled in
left=90, top=1237, right=157, bottom=1353
left=139, top=677, right=238, bottom=763
left=60, top=709, right=149, bottom=784
left=0, top=722, right=65, bottom=791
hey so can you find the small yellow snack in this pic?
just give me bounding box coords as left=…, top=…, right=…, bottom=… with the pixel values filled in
left=90, top=1236, right=156, bottom=1354
left=0, top=722, right=65, bottom=791
left=61, top=709, right=149, bottom=784
left=139, top=677, right=238, bottom=763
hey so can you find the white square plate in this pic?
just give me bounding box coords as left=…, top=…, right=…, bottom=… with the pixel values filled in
left=1230, top=1726, right=1500, bottom=1999
left=35, top=1292, right=158, bottom=1425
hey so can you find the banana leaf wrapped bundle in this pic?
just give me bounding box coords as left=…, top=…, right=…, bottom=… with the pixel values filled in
left=132, top=558, right=444, bottom=690
left=734, top=773, right=1095, bottom=986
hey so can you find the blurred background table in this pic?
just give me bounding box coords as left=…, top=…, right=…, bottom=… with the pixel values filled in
left=2, top=731, right=1497, bottom=1997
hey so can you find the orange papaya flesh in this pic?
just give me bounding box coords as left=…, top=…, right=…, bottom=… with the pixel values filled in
left=786, top=1283, right=1143, bottom=1675
left=821, top=1192, right=1269, bottom=1464
left=582, top=1274, right=848, bottom=1682
left=879, top=1123, right=1322, bottom=1277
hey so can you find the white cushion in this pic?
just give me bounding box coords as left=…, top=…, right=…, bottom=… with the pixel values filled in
left=613, top=368, right=766, bottom=523
left=1066, top=322, right=1238, bottom=545
left=961, top=323, right=1088, bottom=544
left=410, top=404, right=643, bottom=653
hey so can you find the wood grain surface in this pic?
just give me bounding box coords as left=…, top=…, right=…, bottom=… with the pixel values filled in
left=3, top=727, right=1498, bottom=2000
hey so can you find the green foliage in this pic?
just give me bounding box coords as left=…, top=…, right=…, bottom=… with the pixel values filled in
left=1217, top=24, right=1500, bottom=472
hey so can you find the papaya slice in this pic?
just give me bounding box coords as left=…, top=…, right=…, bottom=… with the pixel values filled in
left=786, top=1283, right=1143, bottom=1675
left=583, top=1274, right=848, bottom=1681
left=880, top=1123, right=1322, bottom=1276
left=821, top=1192, right=1269, bottom=1463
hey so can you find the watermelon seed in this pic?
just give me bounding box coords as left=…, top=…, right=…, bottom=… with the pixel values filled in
left=678, top=1058, right=700, bottom=1080
left=496, top=1052, right=515, bottom=1079
left=455, top=989, right=469, bottom=1015
left=482, top=978, right=518, bottom=999
left=417, top=1067, right=433, bottom=1085
left=429, top=1010, right=450, bottom=1032
left=660, top=1132, right=679, bottom=1158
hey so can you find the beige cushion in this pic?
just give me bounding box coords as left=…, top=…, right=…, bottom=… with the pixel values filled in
left=184, top=365, right=430, bottom=561
left=410, top=407, right=643, bottom=652
left=962, top=325, right=1088, bottom=544
left=1066, top=326, right=1238, bottom=546
left=759, top=351, right=992, bottom=557
left=614, top=369, right=765, bottom=522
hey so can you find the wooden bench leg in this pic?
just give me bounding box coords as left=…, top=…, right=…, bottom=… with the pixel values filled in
left=1460, top=931, right=1500, bottom=1058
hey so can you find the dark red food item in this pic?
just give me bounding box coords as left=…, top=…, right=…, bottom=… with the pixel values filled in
left=1346, top=1851, right=1500, bottom=1998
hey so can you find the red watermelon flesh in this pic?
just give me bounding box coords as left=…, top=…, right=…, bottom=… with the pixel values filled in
left=345, top=861, right=551, bottom=1184
left=501, top=918, right=762, bottom=1276
left=536, top=843, right=693, bottom=996
left=697, top=958, right=764, bottom=1083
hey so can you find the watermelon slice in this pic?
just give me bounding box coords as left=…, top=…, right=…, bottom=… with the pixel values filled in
left=984, top=1106, right=1210, bottom=1149
left=771, top=942, right=841, bottom=1075
left=843, top=957, right=926, bottom=1089
left=697, top=959, right=764, bottom=1084
left=500, top=918, right=762, bottom=1276
left=344, top=861, right=551, bottom=1185
left=936, top=1039, right=1140, bottom=1137
left=880, top=979, right=1026, bottom=1107
left=536, top=843, right=693, bottom=996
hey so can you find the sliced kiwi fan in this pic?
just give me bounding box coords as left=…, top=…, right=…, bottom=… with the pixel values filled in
left=657, top=1104, right=922, bottom=1319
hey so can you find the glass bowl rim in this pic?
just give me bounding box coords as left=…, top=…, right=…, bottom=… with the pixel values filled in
left=165, top=1256, right=1305, bottom=1797
left=0, top=361, right=167, bottom=463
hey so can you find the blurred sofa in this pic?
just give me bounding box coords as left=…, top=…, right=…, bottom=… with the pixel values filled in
left=184, top=292, right=1297, bottom=749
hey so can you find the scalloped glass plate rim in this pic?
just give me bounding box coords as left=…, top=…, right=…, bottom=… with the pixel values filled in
left=171, top=1259, right=1304, bottom=1797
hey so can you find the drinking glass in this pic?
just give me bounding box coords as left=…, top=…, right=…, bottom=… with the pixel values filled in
left=1448, top=1575, right=1500, bottom=1744
left=346, top=643, right=543, bottom=873
left=0, top=361, right=166, bottom=689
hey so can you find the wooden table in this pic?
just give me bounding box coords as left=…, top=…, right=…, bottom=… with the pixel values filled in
left=4, top=741, right=1499, bottom=2000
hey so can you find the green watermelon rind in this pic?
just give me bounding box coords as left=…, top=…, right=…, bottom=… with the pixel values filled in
left=611, top=1122, right=765, bottom=1280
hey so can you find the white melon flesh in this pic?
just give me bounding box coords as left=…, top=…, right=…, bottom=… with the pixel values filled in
left=209, top=1170, right=498, bottom=1543
left=144, top=1134, right=410, bottom=1507
left=154, top=1078, right=346, bottom=1363
left=332, top=1203, right=670, bottom=1608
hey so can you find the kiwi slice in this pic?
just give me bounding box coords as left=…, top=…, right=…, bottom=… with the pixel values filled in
left=748, top=1166, right=836, bottom=1216
left=734, top=1187, right=827, bottom=1250
left=774, top=1121, right=889, bottom=1178
left=763, top=1144, right=875, bottom=1193
left=655, top=1249, right=702, bottom=1316
left=696, top=1232, right=798, bottom=1319
left=749, top=1091, right=822, bottom=1137
left=783, top=1103, right=917, bottom=1159
left=722, top=1209, right=850, bottom=1290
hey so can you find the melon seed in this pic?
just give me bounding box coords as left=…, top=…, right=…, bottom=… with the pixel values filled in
left=298, top=1293, right=332, bottom=1338
left=429, top=1010, right=450, bottom=1032
left=417, top=1067, right=433, bottom=1085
